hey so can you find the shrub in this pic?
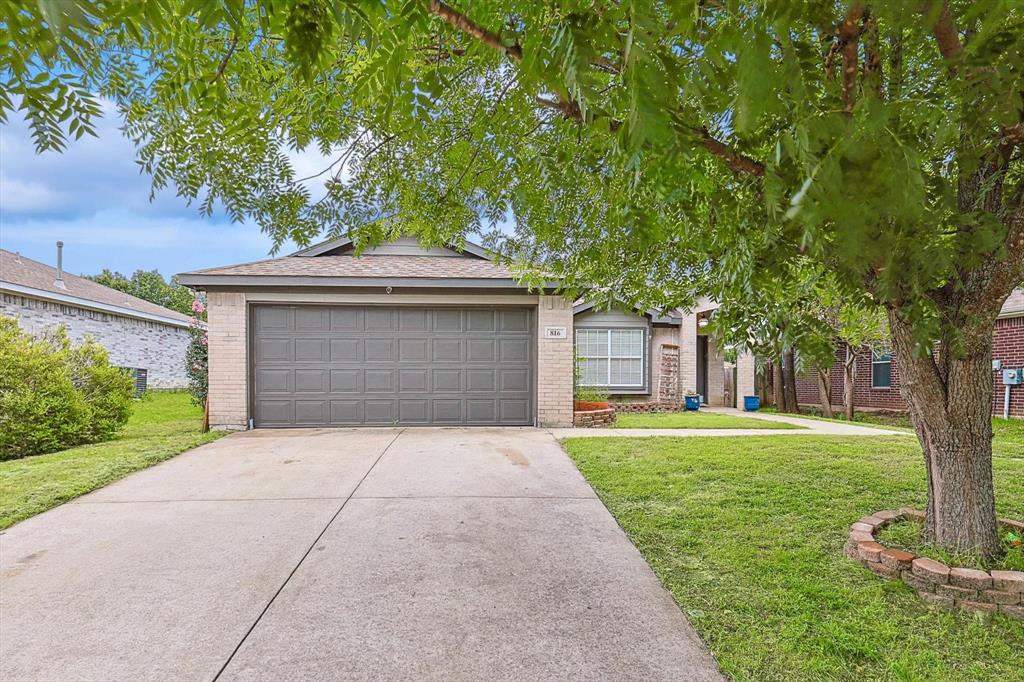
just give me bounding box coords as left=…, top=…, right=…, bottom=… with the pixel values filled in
left=184, top=298, right=208, bottom=407
left=0, top=318, right=134, bottom=459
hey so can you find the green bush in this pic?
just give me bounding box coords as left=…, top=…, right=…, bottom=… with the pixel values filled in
left=0, top=318, right=135, bottom=459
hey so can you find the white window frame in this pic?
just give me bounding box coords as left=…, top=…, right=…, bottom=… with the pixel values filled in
left=871, top=347, right=892, bottom=389
left=575, top=328, right=646, bottom=388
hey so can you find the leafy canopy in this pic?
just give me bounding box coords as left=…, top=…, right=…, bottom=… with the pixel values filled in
left=3, top=1, right=1023, bottom=345
left=87, top=269, right=198, bottom=317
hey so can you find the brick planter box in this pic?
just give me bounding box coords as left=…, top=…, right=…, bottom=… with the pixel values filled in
left=610, top=401, right=683, bottom=414
left=573, top=407, right=617, bottom=428
left=844, top=509, right=1024, bottom=621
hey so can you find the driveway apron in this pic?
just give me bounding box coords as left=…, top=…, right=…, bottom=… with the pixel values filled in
left=1, top=428, right=722, bottom=682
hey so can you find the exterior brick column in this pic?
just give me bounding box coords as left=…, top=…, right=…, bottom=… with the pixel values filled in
left=735, top=349, right=757, bottom=409
left=537, top=295, right=574, bottom=426
left=207, top=291, right=248, bottom=430
left=679, top=310, right=699, bottom=395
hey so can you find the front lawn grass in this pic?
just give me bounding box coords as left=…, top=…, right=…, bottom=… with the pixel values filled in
left=0, top=392, right=224, bottom=529
left=612, top=411, right=803, bottom=429
left=562, top=435, right=1024, bottom=681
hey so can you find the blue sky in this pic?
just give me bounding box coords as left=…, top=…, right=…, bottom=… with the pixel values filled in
left=0, top=100, right=328, bottom=279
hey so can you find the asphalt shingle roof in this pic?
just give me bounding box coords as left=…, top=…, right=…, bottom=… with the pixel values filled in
left=0, top=249, right=192, bottom=324
left=181, top=254, right=518, bottom=279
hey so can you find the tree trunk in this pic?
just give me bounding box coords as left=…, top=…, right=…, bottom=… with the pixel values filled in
left=772, top=359, right=786, bottom=411
left=784, top=348, right=799, bottom=413
left=817, top=368, right=834, bottom=418
left=843, top=346, right=856, bottom=421
left=202, top=396, right=210, bottom=433
left=888, top=312, right=1000, bottom=558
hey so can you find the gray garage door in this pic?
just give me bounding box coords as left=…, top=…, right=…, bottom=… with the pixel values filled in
left=251, top=305, right=534, bottom=427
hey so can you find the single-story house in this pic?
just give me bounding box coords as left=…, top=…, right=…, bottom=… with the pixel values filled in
left=794, top=289, right=1024, bottom=418
left=1, top=247, right=193, bottom=389
left=178, top=236, right=755, bottom=429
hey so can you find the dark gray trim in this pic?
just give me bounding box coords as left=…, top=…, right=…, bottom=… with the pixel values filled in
left=177, top=274, right=559, bottom=290
left=290, top=235, right=494, bottom=260
left=572, top=300, right=681, bottom=326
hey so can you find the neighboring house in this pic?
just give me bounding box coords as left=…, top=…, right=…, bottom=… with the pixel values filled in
left=794, top=289, right=1024, bottom=418
left=0, top=247, right=192, bottom=389
left=179, top=236, right=756, bottom=429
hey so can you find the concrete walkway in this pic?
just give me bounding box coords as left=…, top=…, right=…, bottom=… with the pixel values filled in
left=549, top=407, right=913, bottom=438
left=0, top=428, right=722, bottom=682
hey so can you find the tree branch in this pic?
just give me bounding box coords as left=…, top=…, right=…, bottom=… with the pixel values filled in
left=426, top=0, right=522, bottom=62
left=210, top=36, right=239, bottom=84
left=838, top=4, right=865, bottom=113
left=931, top=1, right=963, bottom=63
left=426, top=0, right=764, bottom=177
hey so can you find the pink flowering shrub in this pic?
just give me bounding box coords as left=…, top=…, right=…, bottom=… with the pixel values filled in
left=184, top=298, right=208, bottom=407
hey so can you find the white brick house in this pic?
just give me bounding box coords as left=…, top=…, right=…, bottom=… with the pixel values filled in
left=179, top=235, right=752, bottom=430
left=0, top=249, right=192, bottom=389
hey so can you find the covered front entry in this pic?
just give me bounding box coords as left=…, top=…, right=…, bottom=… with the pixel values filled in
left=250, top=304, right=535, bottom=426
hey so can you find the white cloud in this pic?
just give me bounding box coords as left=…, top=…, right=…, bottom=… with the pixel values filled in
left=0, top=179, right=68, bottom=212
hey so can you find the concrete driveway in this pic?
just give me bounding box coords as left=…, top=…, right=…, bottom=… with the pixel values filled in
left=0, top=428, right=722, bottom=682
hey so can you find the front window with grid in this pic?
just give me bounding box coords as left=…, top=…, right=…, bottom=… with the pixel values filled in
left=576, top=329, right=645, bottom=387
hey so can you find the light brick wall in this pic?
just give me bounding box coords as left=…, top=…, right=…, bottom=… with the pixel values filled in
left=537, top=295, right=574, bottom=426
left=679, top=310, right=699, bottom=395
left=735, top=350, right=757, bottom=408
left=2, top=293, right=190, bottom=388
left=207, top=291, right=248, bottom=430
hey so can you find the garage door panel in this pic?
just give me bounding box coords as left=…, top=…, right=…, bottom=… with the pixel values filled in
left=295, top=400, right=328, bottom=424
left=294, top=338, right=326, bottom=362
left=330, top=339, right=361, bottom=362
left=257, top=399, right=293, bottom=425
left=466, top=339, right=496, bottom=362
left=295, top=307, right=328, bottom=330
left=466, top=399, right=497, bottom=422
left=330, top=400, right=362, bottom=424
left=257, top=338, right=291, bottom=362
left=256, top=306, right=290, bottom=330
left=432, top=369, right=462, bottom=392
left=364, top=309, right=395, bottom=331
left=330, top=308, right=362, bottom=331
left=500, top=309, right=530, bottom=332
left=398, top=339, right=428, bottom=362
left=432, top=339, right=462, bottom=362
left=499, top=339, right=530, bottom=362
left=398, top=369, right=429, bottom=392
left=433, top=309, right=463, bottom=332
left=364, top=400, right=395, bottom=424
left=432, top=399, right=463, bottom=423
left=252, top=306, right=533, bottom=427
left=364, top=370, right=395, bottom=393
left=330, top=369, right=361, bottom=393
left=500, top=399, right=530, bottom=422
left=399, top=309, right=429, bottom=331
left=466, top=369, right=496, bottom=392
left=255, top=368, right=291, bottom=394
left=294, top=369, right=326, bottom=393
left=365, top=339, right=395, bottom=362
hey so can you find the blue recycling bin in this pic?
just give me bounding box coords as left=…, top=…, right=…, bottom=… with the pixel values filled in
left=685, top=395, right=701, bottom=411
left=743, top=395, right=761, bottom=412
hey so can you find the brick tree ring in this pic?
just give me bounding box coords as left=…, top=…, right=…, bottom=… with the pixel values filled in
left=845, top=509, right=1024, bottom=620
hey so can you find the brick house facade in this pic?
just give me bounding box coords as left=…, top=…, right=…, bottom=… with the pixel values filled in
left=1, top=249, right=192, bottom=389
left=794, top=290, right=1024, bottom=417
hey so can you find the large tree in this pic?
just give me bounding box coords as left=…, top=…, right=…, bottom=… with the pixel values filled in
left=88, top=269, right=197, bottom=318
left=4, top=1, right=1022, bottom=558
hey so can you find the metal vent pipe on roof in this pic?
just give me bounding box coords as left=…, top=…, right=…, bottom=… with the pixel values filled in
left=54, top=241, right=65, bottom=289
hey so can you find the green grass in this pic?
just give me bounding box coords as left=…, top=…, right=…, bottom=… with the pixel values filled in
left=762, top=406, right=914, bottom=431
left=562, top=435, right=1024, bottom=681
left=875, top=518, right=1024, bottom=572
left=0, top=392, right=225, bottom=529
left=612, top=410, right=803, bottom=429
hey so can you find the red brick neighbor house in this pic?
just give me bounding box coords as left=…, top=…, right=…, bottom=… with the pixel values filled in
left=794, top=289, right=1024, bottom=418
